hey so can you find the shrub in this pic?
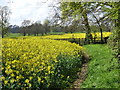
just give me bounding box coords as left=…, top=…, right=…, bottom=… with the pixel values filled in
left=107, top=28, right=119, bottom=58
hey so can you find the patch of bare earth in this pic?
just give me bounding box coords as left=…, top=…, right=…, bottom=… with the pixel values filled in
left=71, top=62, right=88, bottom=88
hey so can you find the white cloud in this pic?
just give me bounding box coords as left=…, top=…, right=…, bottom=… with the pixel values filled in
left=0, top=0, right=8, bottom=6
left=0, top=0, right=56, bottom=26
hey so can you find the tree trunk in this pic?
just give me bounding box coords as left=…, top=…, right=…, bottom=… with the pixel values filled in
left=23, top=32, right=26, bottom=36
left=83, top=12, right=91, bottom=44
left=100, top=27, right=103, bottom=43
left=2, top=27, right=4, bottom=38
left=1, top=18, right=4, bottom=38
left=93, top=14, right=103, bottom=43
left=78, top=3, right=91, bottom=44
left=2, top=33, right=4, bottom=38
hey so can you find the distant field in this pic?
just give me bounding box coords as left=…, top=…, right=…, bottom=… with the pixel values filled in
left=5, top=32, right=111, bottom=39
left=4, top=33, right=23, bottom=38
left=4, top=32, right=65, bottom=38
left=5, top=32, right=112, bottom=40
left=40, top=32, right=112, bottom=40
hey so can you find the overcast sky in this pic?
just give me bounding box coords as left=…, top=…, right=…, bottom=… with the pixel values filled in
left=0, top=0, right=58, bottom=26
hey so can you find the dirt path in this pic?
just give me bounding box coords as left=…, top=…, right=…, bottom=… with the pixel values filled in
left=72, top=63, right=88, bottom=88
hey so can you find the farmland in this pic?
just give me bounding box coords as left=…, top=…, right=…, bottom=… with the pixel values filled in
left=1, top=1, right=119, bottom=89
left=2, top=37, right=84, bottom=89
left=1, top=31, right=118, bottom=89
left=5, top=32, right=111, bottom=40
left=40, top=32, right=111, bottom=40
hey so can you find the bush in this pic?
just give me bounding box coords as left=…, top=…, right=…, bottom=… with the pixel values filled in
left=107, top=28, right=119, bottom=58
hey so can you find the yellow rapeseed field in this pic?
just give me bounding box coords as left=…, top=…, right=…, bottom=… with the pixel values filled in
left=40, top=32, right=112, bottom=40
left=2, top=37, right=84, bottom=88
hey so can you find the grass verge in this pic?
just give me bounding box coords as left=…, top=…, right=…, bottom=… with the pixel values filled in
left=81, top=44, right=119, bottom=88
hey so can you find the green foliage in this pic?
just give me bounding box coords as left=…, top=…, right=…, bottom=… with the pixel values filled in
left=50, top=54, right=82, bottom=88
left=102, top=2, right=120, bottom=20
left=60, top=2, right=92, bottom=44
left=0, top=6, right=11, bottom=38
left=81, top=44, right=119, bottom=88
left=108, top=28, right=119, bottom=58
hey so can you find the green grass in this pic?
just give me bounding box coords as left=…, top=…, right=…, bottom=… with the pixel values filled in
left=4, top=33, right=23, bottom=38
left=81, top=44, right=119, bottom=88
left=48, top=32, right=65, bottom=35
left=4, top=32, right=65, bottom=38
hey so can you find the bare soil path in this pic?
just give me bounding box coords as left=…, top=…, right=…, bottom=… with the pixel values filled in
left=72, top=63, right=88, bottom=88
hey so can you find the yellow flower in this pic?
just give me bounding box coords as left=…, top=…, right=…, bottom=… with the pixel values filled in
left=19, top=75, right=23, bottom=79
left=1, top=76, right=5, bottom=80
left=16, top=76, right=21, bottom=80
left=12, top=65, right=15, bottom=68
left=41, top=80, right=44, bottom=83
left=11, top=73, right=15, bottom=77
left=47, top=66, right=51, bottom=71
left=5, top=70, right=9, bottom=74
left=29, top=83, right=32, bottom=87
left=9, top=69, right=13, bottom=73
left=7, top=65, right=11, bottom=69
left=33, top=73, right=36, bottom=76
left=12, top=60, right=17, bottom=64
left=37, top=77, right=41, bottom=82
left=31, top=68, right=34, bottom=71
left=22, top=68, right=24, bottom=71
left=18, top=83, right=21, bottom=85
left=48, top=71, right=50, bottom=74
left=25, top=79, right=29, bottom=83
left=5, top=69, right=13, bottom=74
left=29, top=77, right=33, bottom=80
left=10, top=79, right=15, bottom=83
left=16, top=71, right=19, bottom=74
left=67, top=76, right=69, bottom=79
left=51, top=71, right=54, bottom=74
left=4, top=80, right=8, bottom=84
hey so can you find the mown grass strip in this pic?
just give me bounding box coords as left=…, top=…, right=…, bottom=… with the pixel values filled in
left=81, top=44, right=119, bottom=88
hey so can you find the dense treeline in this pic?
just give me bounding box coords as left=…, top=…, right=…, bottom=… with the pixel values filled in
left=9, top=23, right=112, bottom=36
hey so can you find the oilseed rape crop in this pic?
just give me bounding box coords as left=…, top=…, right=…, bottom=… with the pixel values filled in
left=2, top=38, right=84, bottom=89
left=40, top=32, right=112, bottom=40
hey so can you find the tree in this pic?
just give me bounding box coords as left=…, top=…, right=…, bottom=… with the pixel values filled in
left=0, top=6, right=11, bottom=38
left=21, top=20, right=31, bottom=36
left=43, top=19, right=50, bottom=34
left=37, top=23, right=44, bottom=36
left=104, top=2, right=120, bottom=59
left=32, top=23, right=42, bottom=36
left=60, top=2, right=92, bottom=44
left=9, top=25, right=20, bottom=33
